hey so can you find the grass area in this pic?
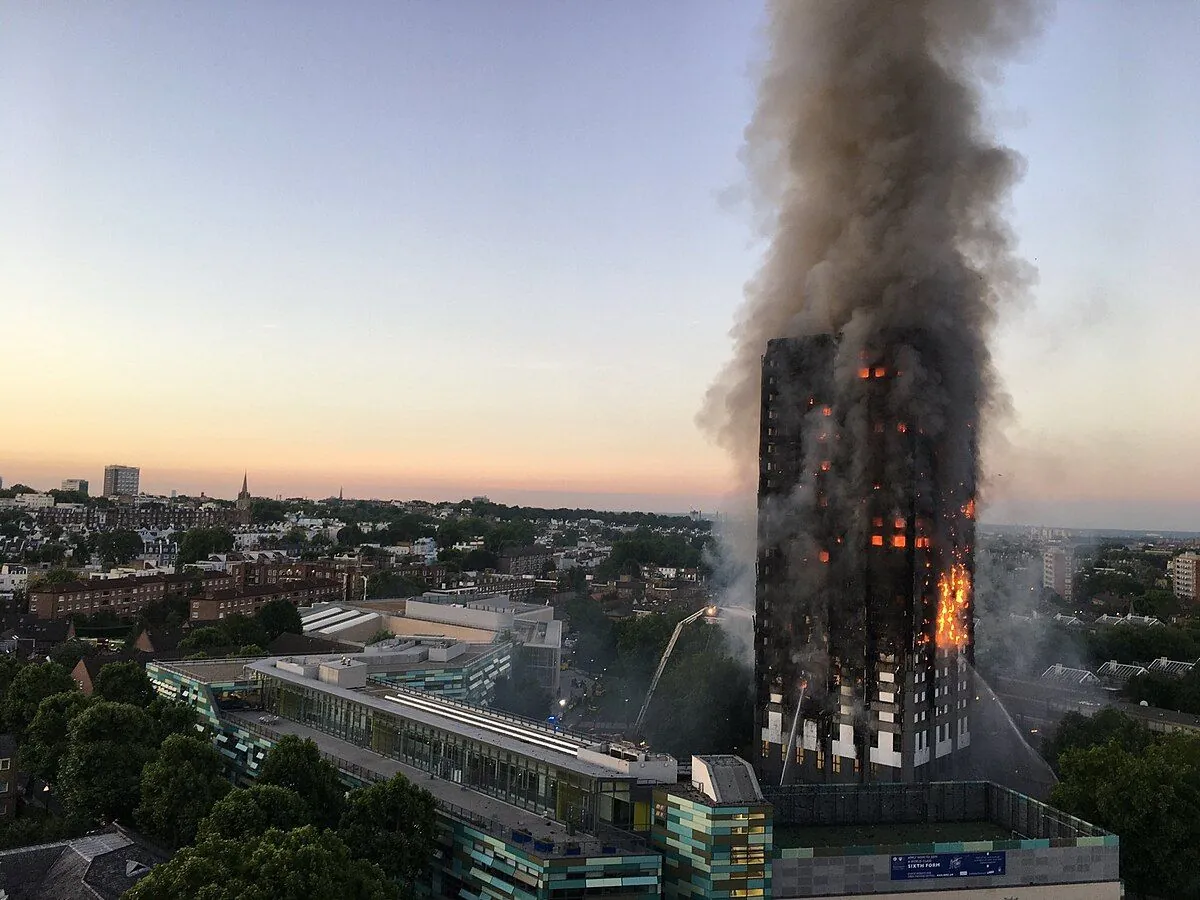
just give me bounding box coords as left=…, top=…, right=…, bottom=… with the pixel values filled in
left=773, top=821, right=1018, bottom=849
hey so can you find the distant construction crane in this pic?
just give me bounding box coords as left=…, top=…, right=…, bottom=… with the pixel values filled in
left=631, top=605, right=717, bottom=736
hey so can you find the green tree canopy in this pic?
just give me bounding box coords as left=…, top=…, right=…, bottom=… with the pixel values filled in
left=338, top=774, right=437, bottom=888
left=563, top=596, right=616, bottom=672
left=93, top=661, right=155, bottom=707
left=59, top=701, right=159, bottom=825
left=178, top=627, right=227, bottom=652
left=249, top=498, right=288, bottom=524
left=135, top=734, right=231, bottom=848
left=1052, top=734, right=1200, bottom=898
left=49, top=639, right=95, bottom=671
left=1042, top=709, right=1154, bottom=772
left=147, top=697, right=200, bottom=745
left=1, top=661, right=77, bottom=738
left=176, top=527, right=235, bottom=566
left=96, top=529, right=144, bottom=568
left=337, top=524, right=366, bottom=547
left=198, top=784, right=313, bottom=843
left=20, top=691, right=91, bottom=781
left=367, top=571, right=427, bottom=599
left=257, top=735, right=346, bottom=827
left=256, top=598, right=303, bottom=640
left=124, top=826, right=397, bottom=900
left=218, top=613, right=269, bottom=648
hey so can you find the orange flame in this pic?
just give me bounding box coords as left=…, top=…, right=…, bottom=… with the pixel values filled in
left=936, top=564, right=970, bottom=649
left=964, top=498, right=976, bottom=520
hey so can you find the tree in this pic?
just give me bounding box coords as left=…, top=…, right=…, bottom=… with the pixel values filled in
left=1, top=661, right=77, bottom=738
left=257, top=598, right=303, bottom=641
left=337, top=524, right=366, bottom=547
left=1043, top=709, right=1153, bottom=772
left=135, top=734, right=231, bottom=848
left=59, top=701, right=159, bottom=825
left=20, top=691, right=91, bottom=781
left=339, top=774, right=437, bottom=888
left=147, top=697, right=200, bottom=744
left=93, top=661, right=155, bottom=707
left=176, top=527, right=235, bottom=566
left=367, top=571, right=427, bottom=599
left=563, top=596, right=616, bottom=671
left=49, top=638, right=95, bottom=671
left=250, top=498, right=288, bottom=524
left=96, top=529, right=144, bottom=568
left=257, top=735, right=346, bottom=827
left=124, top=826, right=397, bottom=900
left=217, top=613, right=269, bottom=648
left=1052, top=735, right=1200, bottom=898
left=198, top=784, right=313, bottom=842
left=461, top=548, right=499, bottom=571
left=34, top=567, right=79, bottom=588
left=177, top=626, right=227, bottom=652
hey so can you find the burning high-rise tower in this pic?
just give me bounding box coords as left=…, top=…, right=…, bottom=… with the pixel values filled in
left=698, top=0, right=1037, bottom=785
left=754, top=335, right=976, bottom=786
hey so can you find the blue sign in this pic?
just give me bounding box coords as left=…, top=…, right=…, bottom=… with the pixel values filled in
left=890, top=851, right=1006, bottom=880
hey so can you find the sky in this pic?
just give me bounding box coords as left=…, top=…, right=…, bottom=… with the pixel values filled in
left=1, top=2, right=1198, bottom=529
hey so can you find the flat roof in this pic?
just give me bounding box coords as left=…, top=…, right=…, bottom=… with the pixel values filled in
left=244, top=657, right=667, bottom=781
left=223, top=711, right=645, bottom=854
left=151, top=659, right=260, bottom=684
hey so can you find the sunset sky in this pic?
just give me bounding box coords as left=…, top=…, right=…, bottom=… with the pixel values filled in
left=3, top=2, right=1199, bottom=529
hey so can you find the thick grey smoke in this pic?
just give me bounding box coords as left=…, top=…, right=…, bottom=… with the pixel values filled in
left=701, top=1, right=1046, bottom=770
left=702, top=0, right=1038, bottom=482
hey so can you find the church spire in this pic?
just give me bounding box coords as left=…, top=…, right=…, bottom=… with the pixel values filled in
left=241, top=472, right=248, bottom=494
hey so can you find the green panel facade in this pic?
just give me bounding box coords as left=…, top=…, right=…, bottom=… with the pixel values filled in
left=652, top=788, right=773, bottom=900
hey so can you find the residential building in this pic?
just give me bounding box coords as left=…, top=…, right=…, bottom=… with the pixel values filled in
left=1043, top=546, right=1075, bottom=601
left=0, top=564, right=29, bottom=600
left=498, top=545, right=554, bottom=577
left=103, top=465, right=140, bottom=497
left=189, top=579, right=339, bottom=621
left=13, top=493, right=54, bottom=509
left=61, top=478, right=89, bottom=495
left=754, top=336, right=976, bottom=786
left=29, top=572, right=235, bottom=620
left=1170, top=551, right=1200, bottom=603
left=38, top=501, right=242, bottom=531
left=0, top=824, right=167, bottom=896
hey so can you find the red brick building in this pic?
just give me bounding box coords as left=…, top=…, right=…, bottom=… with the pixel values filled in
left=189, top=578, right=339, bottom=621
left=29, top=572, right=235, bottom=620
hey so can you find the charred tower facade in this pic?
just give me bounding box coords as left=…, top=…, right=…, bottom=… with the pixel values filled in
left=754, top=336, right=976, bottom=786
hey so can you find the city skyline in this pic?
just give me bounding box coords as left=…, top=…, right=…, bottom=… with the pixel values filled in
left=4, top=2, right=1200, bottom=529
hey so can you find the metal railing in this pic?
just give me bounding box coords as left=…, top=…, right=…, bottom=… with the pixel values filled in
left=764, top=780, right=1111, bottom=841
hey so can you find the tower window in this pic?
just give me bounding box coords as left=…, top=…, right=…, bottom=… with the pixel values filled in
left=892, top=536, right=907, bottom=548
left=871, top=535, right=884, bottom=547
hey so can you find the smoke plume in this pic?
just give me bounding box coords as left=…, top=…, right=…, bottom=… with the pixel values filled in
left=702, top=0, right=1039, bottom=483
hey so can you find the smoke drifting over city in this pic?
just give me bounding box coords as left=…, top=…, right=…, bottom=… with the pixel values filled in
left=704, top=0, right=1041, bottom=575
left=700, top=0, right=1047, bottom=790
